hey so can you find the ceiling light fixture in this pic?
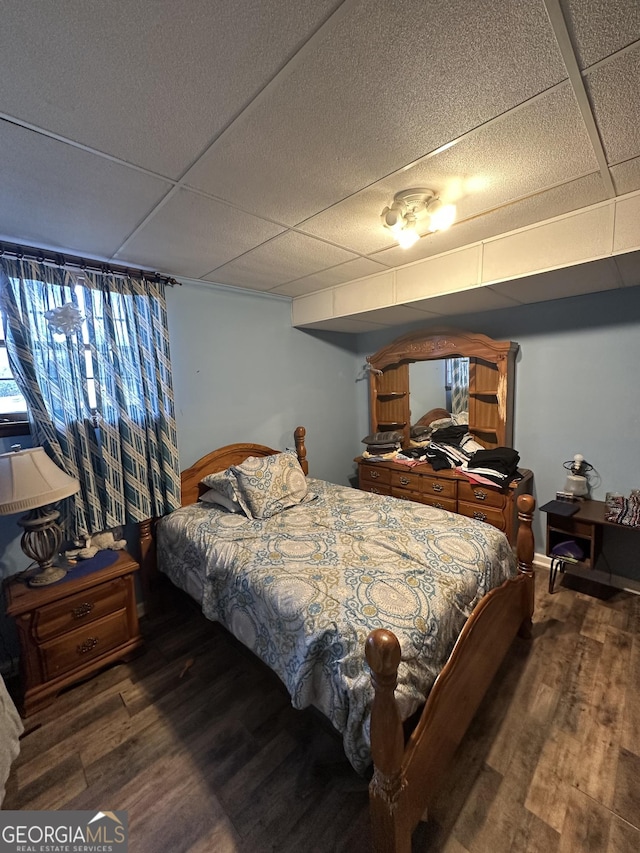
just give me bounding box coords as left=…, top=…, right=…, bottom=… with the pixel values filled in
left=381, top=188, right=456, bottom=248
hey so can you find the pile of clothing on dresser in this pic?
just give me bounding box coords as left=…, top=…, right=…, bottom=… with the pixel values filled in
left=361, top=413, right=521, bottom=489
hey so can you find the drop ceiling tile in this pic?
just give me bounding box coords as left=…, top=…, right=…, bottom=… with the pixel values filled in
left=614, top=250, right=640, bottom=287
left=294, top=316, right=385, bottom=333
left=301, top=84, right=598, bottom=255
left=186, top=0, right=565, bottom=223
left=374, top=173, right=608, bottom=266
left=0, top=0, right=339, bottom=178
left=584, top=45, right=640, bottom=165
left=613, top=194, right=640, bottom=253
left=490, top=257, right=621, bottom=303
left=561, top=0, right=640, bottom=68
left=483, top=205, right=614, bottom=283
left=204, top=230, right=359, bottom=290
left=115, top=188, right=285, bottom=279
left=405, top=287, right=520, bottom=317
left=274, top=258, right=390, bottom=297
left=396, top=247, right=481, bottom=304
left=334, top=272, right=394, bottom=317
left=0, top=120, right=171, bottom=258
left=611, top=157, right=640, bottom=195
left=352, top=305, right=441, bottom=325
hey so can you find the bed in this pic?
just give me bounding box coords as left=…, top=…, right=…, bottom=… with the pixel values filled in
left=0, top=673, right=23, bottom=805
left=139, top=426, right=535, bottom=853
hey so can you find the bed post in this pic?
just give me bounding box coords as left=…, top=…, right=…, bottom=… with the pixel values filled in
left=138, top=517, right=157, bottom=610
left=365, top=629, right=411, bottom=853
left=516, top=493, right=535, bottom=638
left=294, top=425, right=308, bottom=475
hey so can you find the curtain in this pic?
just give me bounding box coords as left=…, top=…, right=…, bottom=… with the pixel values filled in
left=447, top=357, right=469, bottom=416
left=0, top=257, right=181, bottom=537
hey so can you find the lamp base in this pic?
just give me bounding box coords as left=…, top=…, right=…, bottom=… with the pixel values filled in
left=29, top=564, right=67, bottom=587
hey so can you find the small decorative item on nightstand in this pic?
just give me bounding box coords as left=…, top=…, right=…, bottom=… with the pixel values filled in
left=4, top=550, right=143, bottom=715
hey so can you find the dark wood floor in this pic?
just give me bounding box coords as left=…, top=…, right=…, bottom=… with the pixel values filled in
left=4, top=570, right=640, bottom=852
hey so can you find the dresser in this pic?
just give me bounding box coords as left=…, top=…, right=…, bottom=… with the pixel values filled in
left=358, top=459, right=532, bottom=544
left=4, top=550, right=143, bottom=715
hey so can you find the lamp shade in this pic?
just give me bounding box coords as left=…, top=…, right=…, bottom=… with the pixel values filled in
left=0, top=447, right=80, bottom=514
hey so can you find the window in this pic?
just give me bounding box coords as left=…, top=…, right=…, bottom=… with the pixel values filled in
left=0, top=308, right=29, bottom=436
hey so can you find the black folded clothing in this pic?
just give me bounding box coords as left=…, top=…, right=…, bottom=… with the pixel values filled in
left=468, top=447, right=520, bottom=475
left=430, top=424, right=468, bottom=445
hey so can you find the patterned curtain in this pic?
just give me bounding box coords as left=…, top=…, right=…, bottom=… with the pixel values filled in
left=0, top=257, right=181, bottom=537
left=447, top=357, right=469, bottom=416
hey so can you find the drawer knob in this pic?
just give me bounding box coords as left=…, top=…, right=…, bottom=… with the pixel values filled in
left=77, top=637, right=98, bottom=655
left=400, top=476, right=410, bottom=486
left=72, top=602, right=94, bottom=619
left=370, top=470, right=380, bottom=479
left=432, top=483, right=443, bottom=493
left=473, top=490, right=487, bottom=501
left=473, top=511, right=487, bottom=522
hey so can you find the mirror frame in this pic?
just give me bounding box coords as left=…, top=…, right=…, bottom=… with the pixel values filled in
left=367, top=327, right=518, bottom=449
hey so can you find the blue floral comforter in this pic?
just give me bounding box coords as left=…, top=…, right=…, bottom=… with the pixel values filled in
left=157, top=478, right=516, bottom=773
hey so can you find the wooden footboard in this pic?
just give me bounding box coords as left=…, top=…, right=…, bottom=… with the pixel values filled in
left=365, top=494, right=536, bottom=853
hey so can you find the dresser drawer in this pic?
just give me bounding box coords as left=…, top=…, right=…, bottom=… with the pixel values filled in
left=390, top=470, right=423, bottom=492
left=414, top=493, right=457, bottom=513
left=40, top=609, right=131, bottom=680
left=422, top=476, right=457, bottom=500
left=457, top=501, right=507, bottom=532
left=362, top=482, right=391, bottom=496
left=359, top=464, right=391, bottom=487
left=458, top=481, right=507, bottom=509
left=34, top=578, right=129, bottom=642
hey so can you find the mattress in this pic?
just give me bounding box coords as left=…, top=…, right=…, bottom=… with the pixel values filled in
left=0, top=674, right=23, bottom=804
left=157, top=477, right=516, bottom=772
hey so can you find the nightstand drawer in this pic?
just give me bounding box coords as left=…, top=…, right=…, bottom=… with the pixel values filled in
left=41, top=609, right=131, bottom=680
left=34, top=578, right=128, bottom=642
left=458, top=482, right=507, bottom=508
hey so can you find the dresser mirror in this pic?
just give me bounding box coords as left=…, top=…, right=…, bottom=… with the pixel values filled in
left=367, top=328, right=517, bottom=450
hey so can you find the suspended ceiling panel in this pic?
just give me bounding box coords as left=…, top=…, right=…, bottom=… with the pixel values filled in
left=0, top=0, right=639, bottom=331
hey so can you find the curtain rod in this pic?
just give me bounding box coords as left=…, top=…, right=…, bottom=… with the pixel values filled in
left=0, top=240, right=181, bottom=286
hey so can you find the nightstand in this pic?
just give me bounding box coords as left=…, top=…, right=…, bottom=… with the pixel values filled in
left=4, top=550, right=143, bottom=715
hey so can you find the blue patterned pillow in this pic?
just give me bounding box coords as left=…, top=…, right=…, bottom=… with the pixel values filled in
left=232, top=452, right=308, bottom=519
left=200, top=470, right=242, bottom=507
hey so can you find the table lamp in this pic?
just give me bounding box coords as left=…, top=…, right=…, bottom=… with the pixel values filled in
left=0, top=446, right=80, bottom=586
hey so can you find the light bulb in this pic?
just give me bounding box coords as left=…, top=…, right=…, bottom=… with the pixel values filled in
left=397, top=225, right=420, bottom=249
left=428, top=202, right=456, bottom=232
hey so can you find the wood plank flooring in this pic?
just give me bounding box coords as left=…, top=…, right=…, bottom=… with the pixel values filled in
left=4, top=570, right=640, bottom=852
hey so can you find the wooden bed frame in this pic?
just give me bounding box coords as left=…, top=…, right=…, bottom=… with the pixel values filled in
left=138, top=425, right=535, bottom=853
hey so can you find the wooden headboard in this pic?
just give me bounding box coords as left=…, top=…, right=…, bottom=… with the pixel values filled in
left=180, top=425, right=308, bottom=506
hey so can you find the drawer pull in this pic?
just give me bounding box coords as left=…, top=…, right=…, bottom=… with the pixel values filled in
left=72, top=602, right=94, bottom=619
left=431, top=483, right=443, bottom=493
left=369, top=470, right=380, bottom=479
left=370, top=487, right=380, bottom=494
left=473, top=511, right=487, bottom=522
left=434, top=502, right=444, bottom=509
left=473, top=490, right=488, bottom=501
left=400, top=476, right=410, bottom=486
left=77, top=637, right=98, bottom=655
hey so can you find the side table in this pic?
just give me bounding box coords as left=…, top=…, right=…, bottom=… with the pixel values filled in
left=4, top=550, right=143, bottom=715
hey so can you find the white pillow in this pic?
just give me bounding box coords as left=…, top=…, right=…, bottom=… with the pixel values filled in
left=200, top=489, right=242, bottom=513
